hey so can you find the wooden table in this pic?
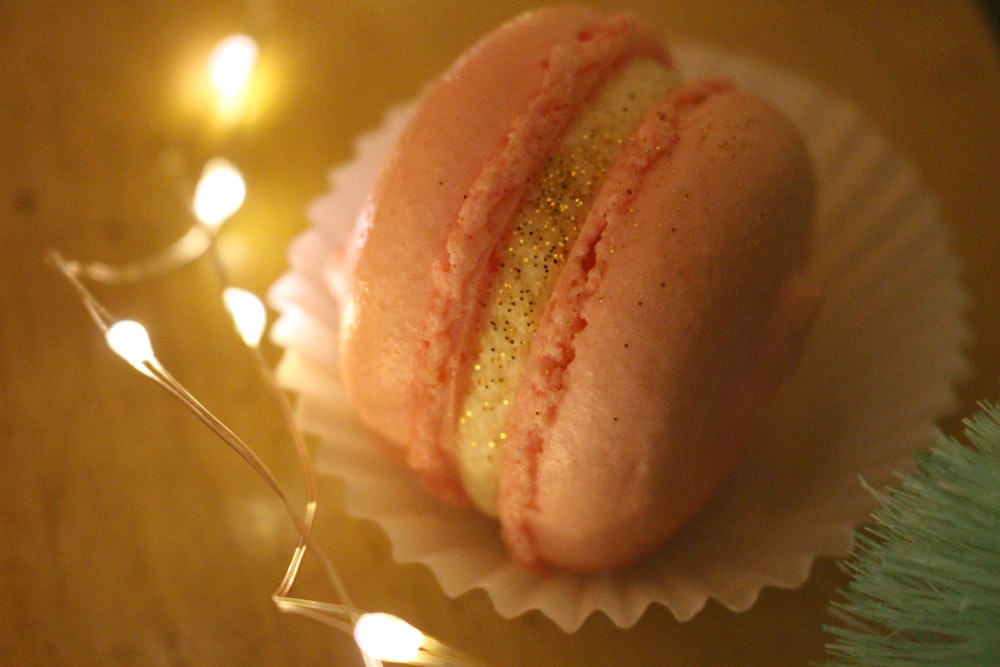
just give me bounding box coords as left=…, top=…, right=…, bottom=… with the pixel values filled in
left=3, top=2, right=998, bottom=665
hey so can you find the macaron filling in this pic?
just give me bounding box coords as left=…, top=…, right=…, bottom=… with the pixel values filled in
left=455, top=59, right=681, bottom=515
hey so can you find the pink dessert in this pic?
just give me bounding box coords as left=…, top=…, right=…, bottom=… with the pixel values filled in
left=327, top=7, right=819, bottom=571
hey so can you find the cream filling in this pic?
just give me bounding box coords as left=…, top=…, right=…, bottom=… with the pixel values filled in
left=455, top=60, right=681, bottom=515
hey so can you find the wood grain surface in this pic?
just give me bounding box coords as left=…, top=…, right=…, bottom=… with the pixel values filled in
left=2, top=2, right=998, bottom=665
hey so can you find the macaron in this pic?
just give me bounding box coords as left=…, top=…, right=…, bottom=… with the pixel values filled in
left=327, top=7, right=819, bottom=571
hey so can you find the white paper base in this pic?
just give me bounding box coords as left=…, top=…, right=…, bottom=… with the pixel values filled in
left=268, top=41, right=971, bottom=632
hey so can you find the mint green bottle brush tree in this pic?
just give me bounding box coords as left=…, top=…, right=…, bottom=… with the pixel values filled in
left=825, top=401, right=1000, bottom=665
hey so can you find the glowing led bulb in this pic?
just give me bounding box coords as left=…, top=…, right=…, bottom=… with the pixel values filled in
left=223, top=287, right=267, bottom=348
left=106, top=320, right=156, bottom=376
left=353, top=613, right=425, bottom=663
left=208, top=34, right=259, bottom=98
left=193, top=158, right=246, bottom=229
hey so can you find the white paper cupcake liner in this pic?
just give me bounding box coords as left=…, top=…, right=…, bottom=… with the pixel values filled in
left=268, top=41, right=971, bottom=632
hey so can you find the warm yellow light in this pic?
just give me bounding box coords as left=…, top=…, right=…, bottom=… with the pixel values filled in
left=193, top=158, right=246, bottom=229
left=353, top=613, right=425, bottom=663
left=223, top=287, right=267, bottom=348
left=208, top=34, right=258, bottom=99
left=106, top=320, right=156, bottom=376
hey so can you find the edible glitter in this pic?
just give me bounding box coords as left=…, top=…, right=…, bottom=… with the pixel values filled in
left=454, top=59, right=680, bottom=514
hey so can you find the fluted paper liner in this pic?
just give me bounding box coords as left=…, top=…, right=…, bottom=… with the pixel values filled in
left=268, top=41, right=971, bottom=632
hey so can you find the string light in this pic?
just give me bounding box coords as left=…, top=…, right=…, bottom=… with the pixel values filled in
left=355, top=613, right=425, bottom=663
left=209, top=34, right=259, bottom=97
left=193, top=158, right=246, bottom=230
left=48, top=249, right=488, bottom=667
left=64, top=41, right=250, bottom=287
left=208, top=33, right=259, bottom=121
left=61, top=154, right=245, bottom=285
left=105, top=320, right=156, bottom=377
left=45, top=28, right=490, bottom=667
left=223, top=287, right=267, bottom=347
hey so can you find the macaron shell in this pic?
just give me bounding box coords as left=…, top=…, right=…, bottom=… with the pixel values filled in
left=335, top=6, right=606, bottom=449
left=337, top=7, right=672, bottom=501
left=500, top=84, right=819, bottom=571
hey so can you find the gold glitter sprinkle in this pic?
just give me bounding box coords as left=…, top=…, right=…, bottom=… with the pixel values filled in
left=454, top=59, right=681, bottom=514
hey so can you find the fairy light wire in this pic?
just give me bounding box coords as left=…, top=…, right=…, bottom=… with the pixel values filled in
left=49, top=249, right=489, bottom=667
left=47, top=253, right=308, bottom=538
left=47, top=249, right=354, bottom=613
left=64, top=158, right=245, bottom=286
left=45, top=30, right=490, bottom=667
left=198, top=230, right=322, bottom=604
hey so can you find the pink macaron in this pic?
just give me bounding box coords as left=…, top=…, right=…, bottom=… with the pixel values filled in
left=327, top=7, right=819, bottom=571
